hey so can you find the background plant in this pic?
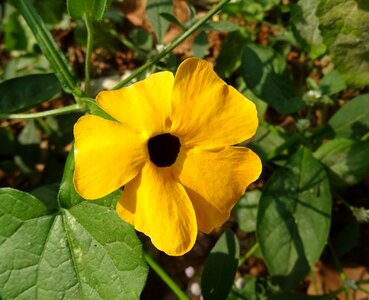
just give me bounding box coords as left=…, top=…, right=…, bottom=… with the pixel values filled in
left=1, top=0, right=369, bottom=299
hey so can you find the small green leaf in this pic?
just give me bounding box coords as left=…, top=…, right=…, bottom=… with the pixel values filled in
left=234, top=190, right=261, bottom=232
left=0, top=74, right=61, bottom=114
left=67, top=0, right=111, bottom=20
left=241, top=44, right=304, bottom=114
left=201, top=20, right=240, bottom=32
left=0, top=188, right=148, bottom=299
left=18, top=120, right=41, bottom=146
left=317, top=0, right=369, bottom=87
left=192, top=31, right=208, bottom=58
left=319, top=70, right=346, bottom=96
left=328, top=94, right=369, bottom=140
left=201, top=230, right=239, bottom=300
left=257, top=148, right=332, bottom=290
left=146, top=0, right=173, bottom=43
left=291, top=0, right=326, bottom=59
left=160, top=12, right=184, bottom=29
left=314, top=138, right=369, bottom=186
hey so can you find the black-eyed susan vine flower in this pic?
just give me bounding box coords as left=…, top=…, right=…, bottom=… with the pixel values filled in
left=73, top=58, right=262, bottom=256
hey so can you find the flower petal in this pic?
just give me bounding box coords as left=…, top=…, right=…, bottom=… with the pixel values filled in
left=116, top=163, right=197, bottom=256
left=176, top=146, right=262, bottom=233
left=97, top=71, right=174, bottom=136
left=171, top=58, right=258, bottom=148
left=74, top=115, right=146, bottom=199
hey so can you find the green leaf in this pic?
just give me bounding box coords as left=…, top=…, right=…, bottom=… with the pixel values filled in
left=268, top=292, right=338, bottom=300
left=201, top=229, right=239, bottom=300
left=291, top=0, right=326, bottom=59
left=146, top=0, right=173, bottom=43
left=314, top=138, right=369, bottom=186
left=234, top=190, right=261, bottom=232
left=319, top=70, right=346, bottom=96
left=160, top=12, right=184, bottom=29
left=15, top=0, right=80, bottom=94
left=4, top=12, right=28, bottom=51
left=250, top=122, right=287, bottom=162
left=328, top=94, right=369, bottom=140
left=257, top=148, right=332, bottom=290
left=192, top=31, right=208, bottom=58
left=317, top=0, right=369, bottom=87
left=201, top=20, right=240, bottom=32
left=0, top=188, right=148, bottom=299
left=67, top=0, right=111, bottom=20
left=18, top=120, right=41, bottom=145
left=241, top=43, right=304, bottom=114
left=0, top=74, right=61, bottom=114
left=215, top=31, right=246, bottom=78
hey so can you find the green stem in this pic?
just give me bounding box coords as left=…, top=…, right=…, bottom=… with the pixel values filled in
left=16, top=0, right=81, bottom=96
left=84, top=13, right=94, bottom=96
left=357, top=286, right=369, bottom=296
left=239, top=243, right=259, bottom=266
left=112, top=0, right=231, bottom=90
left=143, top=251, right=189, bottom=300
left=0, top=104, right=82, bottom=120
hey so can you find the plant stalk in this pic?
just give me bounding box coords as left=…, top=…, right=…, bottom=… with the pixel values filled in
left=0, top=104, right=82, bottom=120
left=84, top=13, right=94, bottom=96
left=143, top=251, right=189, bottom=300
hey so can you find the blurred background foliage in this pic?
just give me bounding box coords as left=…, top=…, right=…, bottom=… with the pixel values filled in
left=1, top=0, right=369, bottom=299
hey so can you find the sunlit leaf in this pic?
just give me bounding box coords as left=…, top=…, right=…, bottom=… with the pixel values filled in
left=291, top=0, right=326, bottom=59
left=314, top=138, right=369, bottom=186
left=0, top=188, right=148, bottom=299
left=317, top=0, right=369, bottom=87
left=67, top=0, right=111, bottom=20
left=328, top=94, right=369, bottom=140
left=257, top=148, right=332, bottom=290
left=234, top=190, right=261, bottom=233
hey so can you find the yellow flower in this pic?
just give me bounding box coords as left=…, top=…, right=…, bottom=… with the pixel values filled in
left=73, top=58, right=262, bottom=256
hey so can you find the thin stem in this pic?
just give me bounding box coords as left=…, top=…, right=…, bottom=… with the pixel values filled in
left=239, top=243, right=259, bottom=266
left=143, top=251, right=189, bottom=300
left=84, top=13, right=94, bottom=96
left=112, top=0, right=231, bottom=90
left=0, top=104, right=82, bottom=120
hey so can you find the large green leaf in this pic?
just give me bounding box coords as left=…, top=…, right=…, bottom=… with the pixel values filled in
left=257, top=148, right=331, bottom=290
left=0, top=74, right=61, bottom=114
left=328, top=94, right=369, bottom=140
left=0, top=188, right=148, bottom=299
left=201, top=230, right=239, bottom=300
left=314, top=138, right=369, bottom=186
left=317, top=0, right=369, bottom=87
left=291, top=0, right=326, bottom=59
left=67, top=0, right=111, bottom=20
left=241, top=44, right=304, bottom=114
left=146, top=0, right=173, bottom=43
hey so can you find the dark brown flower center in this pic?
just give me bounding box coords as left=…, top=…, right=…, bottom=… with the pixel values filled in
left=148, top=133, right=181, bottom=167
